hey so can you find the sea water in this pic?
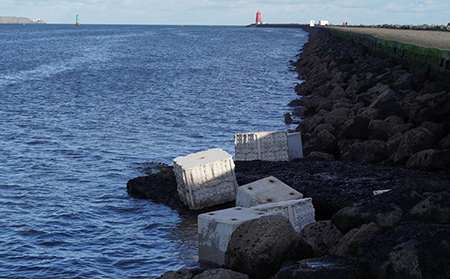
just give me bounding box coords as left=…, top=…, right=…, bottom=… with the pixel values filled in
left=0, top=24, right=307, bottom=278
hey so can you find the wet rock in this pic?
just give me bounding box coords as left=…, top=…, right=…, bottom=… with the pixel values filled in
left=329, top=222, right=380, bottom=256
left=275, top=255, right=370, bottom=279
left=158, top=267, right=202, bottom=279
left=193, top=268, right=249, bottom=279
left=342, top=114, right=370, bottom=140
left=342, top=140, right=387, bottom=164
left=300, top=221, right=343, bottom=257
left=288, top=99, right=304, bottom=107
left=285, top=113, right=294, bottom=124
left=358, top=222, right=450, bottom=279
left=408, top=192, right=450, bottom=224
left=368, top=120, right=390, bottom=141
left=225, top=215, right=297, bottom=279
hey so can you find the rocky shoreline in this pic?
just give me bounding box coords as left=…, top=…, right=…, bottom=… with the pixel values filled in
left=127, top=27, right=450, bottom=279
left=290, top=27, right=450, bottom=172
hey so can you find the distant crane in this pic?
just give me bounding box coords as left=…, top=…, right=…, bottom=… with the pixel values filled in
left=76, top=14, right=80, bottom=26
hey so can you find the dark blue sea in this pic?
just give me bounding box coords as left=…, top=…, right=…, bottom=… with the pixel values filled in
left=0, top=24, right=307, bottom=278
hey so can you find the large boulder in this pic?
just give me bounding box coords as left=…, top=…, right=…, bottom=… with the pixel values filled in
left=342, top=140, right=387, bottom=164
left=274, top=255, right=371, bottom=279
left=225, top=215, right=298, bottom=279
left=331, top=188, right=424, bottom=234
left=391, top=127, right=436, bottom=165
left=405, top=149, right=450, bottom=170
left=300, top=221, right=343, bottom=257
left=323, top=108, right=354, bottom=128
left=408, top=192, right=450, bottom=224
left=358, top=222, right=450, bottom=279
left=368, top=120, right=390, bottom=141
left=342, top=114, right=370, bottom=139
left=329, top=222, right=380, bottom=256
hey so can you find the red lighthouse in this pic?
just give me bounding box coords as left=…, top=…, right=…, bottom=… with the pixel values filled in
left=256, top=11, right=262, bottom=24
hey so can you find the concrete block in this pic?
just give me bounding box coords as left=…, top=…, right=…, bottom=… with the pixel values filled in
left=310, top=20, right=315, bottom=27
left=198, top=207, right=270, bottom=266
left=288, top=132, right=304, bottom=160
left=319, top=20, right=329, bottom=26
left=236, top=176, right=303, bottom=208
left=252, top=198, right=316, bottom=232
left=173, top=148, right=238, bottom=210
left=234, top=131, right=289, bottom=161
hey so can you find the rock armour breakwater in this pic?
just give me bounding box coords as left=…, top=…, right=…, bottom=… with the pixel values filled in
left=291, top=27, right=450, bottom=171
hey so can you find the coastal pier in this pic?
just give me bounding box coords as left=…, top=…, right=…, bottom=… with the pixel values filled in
left=326, top=26, right=450, bottom=74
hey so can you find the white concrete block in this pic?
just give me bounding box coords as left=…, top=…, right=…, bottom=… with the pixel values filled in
left=319, top=20, right=329, bottom=26
left=236, top=176, right=303, bottom=208
left=288, top=132, right=304, bottom=160
left=198, top=207, right=270, bottom=266
left=252, top=198, right=316, bottom=232
left=310, top=20, right=315, bottom=27
left=173, top=148, right=238, bottom=210
left=234, top=131, right=289, bottom=161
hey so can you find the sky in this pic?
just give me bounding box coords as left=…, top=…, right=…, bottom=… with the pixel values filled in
left=1, top=0, right=449, bottom=26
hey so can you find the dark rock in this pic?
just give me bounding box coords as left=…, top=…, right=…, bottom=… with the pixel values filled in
left=358, top=222, right=450, bottom=279
left=384, top=115, right=404, bottom=128
left=368, top=120, right=390, bottom=141
left=392, top=72, right=412, bottom=91
left=307, top=151, right=335, bottom=161
left=342, top=114, right=370, bottom=139
left=288, top=99, right=304, bottom=107
left=419, top=81, right=445, bottom=95
left=193, top=268, right=249, bottom=279
left=439, top=134, right=450, bottom=149
left=158, top=267, right=202, bottom=279
left=323, top=108, right=354, bottom=128
left=300, top=221, right=343, bottom=257
left=329, top=222, right=380, bottom=256
left=408, top=192, right=450, bottom=224
left=375, top=103, right=408, bottom=121
left=225, top=215, right=297, bottom=279
left=392, top=127, right=436, bottom=165
left=386, top=133, right=404, bottom=161
left=368, top=89, right=397, bottom=109
left=304, top=130, right=338, bottom=156
left=337, top=139, right=359, bottom=158
left=311, top=123, right=336, bottom=136
left=342, top=140, right=387, bottom=164
left=285, top=113, right=294, bottom=124
left=410, top=92, right=450, bottom=124
left=405, top=149, right=450, bottom=170
left=389, top=123, right=414, bottom=138
left=331, top=187, right=424, bottom=234
left=420, top=121, right=445, bottom=141
left=403, top=177, right=450, bottom=194
left=275, top=255, right=371, bottom=279
left=297, top=115, right=323, bottom=134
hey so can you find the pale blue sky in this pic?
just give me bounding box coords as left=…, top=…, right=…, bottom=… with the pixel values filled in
left=1, top=0, right=449, bottom=25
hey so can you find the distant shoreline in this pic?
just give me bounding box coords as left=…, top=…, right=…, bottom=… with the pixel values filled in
left=0, top=16, right=46, bottom=24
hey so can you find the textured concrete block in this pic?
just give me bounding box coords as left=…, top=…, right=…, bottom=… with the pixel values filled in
left=288, top=132, right=304, bottom=160
left=173, top=148, right=238, bottom=210
left=252, top=198, right=316, bottom=232
left=198, top=207, right=270, bottom=266
left=236, top=176, right=303, bottom=208
left=234, top=131, right=289, bottom=161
